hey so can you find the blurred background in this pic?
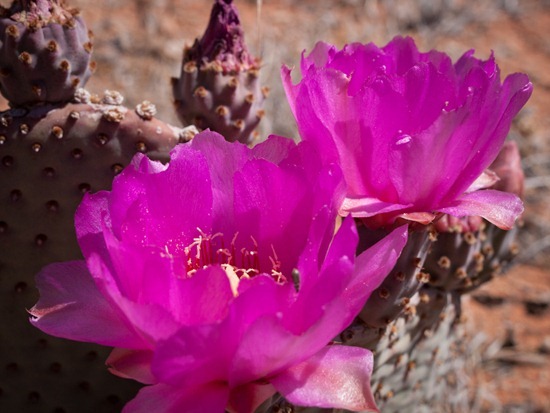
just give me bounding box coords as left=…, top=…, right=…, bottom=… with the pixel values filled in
left=3, top=0, right=549, bottom=411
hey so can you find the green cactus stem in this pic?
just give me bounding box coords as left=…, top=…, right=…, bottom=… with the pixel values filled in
left=354, top=224, right=434, bottom=342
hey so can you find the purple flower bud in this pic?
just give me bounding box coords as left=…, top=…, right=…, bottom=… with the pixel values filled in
left=488, top=141, right=524, bottom=198
left=185, top=0, right=258, bottom=74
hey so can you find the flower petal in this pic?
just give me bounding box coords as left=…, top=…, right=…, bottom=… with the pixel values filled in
left=122, top=383, right=229, bottom=413
left=151, top=324, right=232, bottom=389
left=438, top=189, right=523, bottom=229
left=341, top=196, right=412, bottom=218
left=229, top=271, right=353, bottom=387
left=107, top=348, right=156, bottom=384
left=29, top=261, right=140, bottom=348
left=85, top=248, right=182, bottom=345
left=271, top=345, right=378, bottom=412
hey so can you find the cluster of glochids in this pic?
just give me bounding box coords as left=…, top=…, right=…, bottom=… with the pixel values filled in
left=0, top=1, right=524, bottom=413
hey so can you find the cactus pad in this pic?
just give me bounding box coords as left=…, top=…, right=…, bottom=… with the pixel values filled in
left=0, top=0, right=94, bottom=107
left=0, top=89, right=194, bottom=412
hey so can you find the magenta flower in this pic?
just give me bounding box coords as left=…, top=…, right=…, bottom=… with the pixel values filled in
left=30, top=132, right=407, bottom=412
left=282, top=36, right=532, bottom=229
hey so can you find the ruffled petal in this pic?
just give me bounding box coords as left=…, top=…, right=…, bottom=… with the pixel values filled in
left=152, top=275, right=295, bottom=389
left=466, top=169, right=500, bottom=192
left=438, top=189, right=523, bottom=229
left=107, top=348, right=156, bottom=384
left=113, top=143, right=214, bottom=248
left=341, top=196, right=412, bottom=218
left=151, top=324, right=232, bottom=389
left=232, top=159, right=314, bottom=276
left=85, top=252, right=182, bottom=346
left=271, top=345, right=378, bottom=412
left=172, top=266, right=234, bottom=325
left=75, top=191, right=112, bottom=261
left=230, top=273, right=353, bottom=386
left=251, top=134, right=296, bottom=165
left=29, top=261, right=141, bottom=348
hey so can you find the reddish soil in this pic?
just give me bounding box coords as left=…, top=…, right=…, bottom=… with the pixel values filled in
left=467, top=265, right=550, bottom=412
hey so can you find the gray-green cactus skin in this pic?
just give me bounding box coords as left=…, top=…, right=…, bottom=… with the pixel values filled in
left=424, top=217, right=521, bottom=293
left=0, top=0, right=94, bottom=107
left=0, top=89, right=193, bottom=412
left=369, top=289, right=469, bottom=413
left=172, top=0, right=267, bottom=145
left=346, top=223, right=433, bottom=349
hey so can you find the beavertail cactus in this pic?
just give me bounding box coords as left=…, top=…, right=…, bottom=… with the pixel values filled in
left=0, top=0, right=94, bottom=106
left=172, top=0, right=268, bottom=145
left=369, top=290, right=470, bottom=412
left=0, top=89, right=195, bottom=411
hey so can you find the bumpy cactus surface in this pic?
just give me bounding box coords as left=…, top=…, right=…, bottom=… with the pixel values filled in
left=0, top=0, right=95, bottom=106
left=172, top=0, right=268, bottom=145
left=333, top=225, right=433, bottom=350
left=355, top=226, right=433, bottom=333
left=369, top=290, right=470, bottom=413
left=0, top=1, right=197, bottom=410
left=0, top=89, right=194, bottom=412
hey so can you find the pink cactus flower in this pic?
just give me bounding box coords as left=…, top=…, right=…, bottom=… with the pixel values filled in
left=30, top=132, right=407, bottom=412
left=282, top=36, right=532, bottom=230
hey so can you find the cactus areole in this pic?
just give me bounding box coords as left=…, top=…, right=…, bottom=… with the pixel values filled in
left=0, top=0, right=94, bottom=106
left=3, top=0, right=76, bottom=27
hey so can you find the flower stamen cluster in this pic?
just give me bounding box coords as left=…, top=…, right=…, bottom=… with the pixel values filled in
left=182, top=228, right=286, bottom=295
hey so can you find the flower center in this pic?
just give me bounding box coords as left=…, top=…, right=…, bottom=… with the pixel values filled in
left=182, top=228, right=286, bottom=296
